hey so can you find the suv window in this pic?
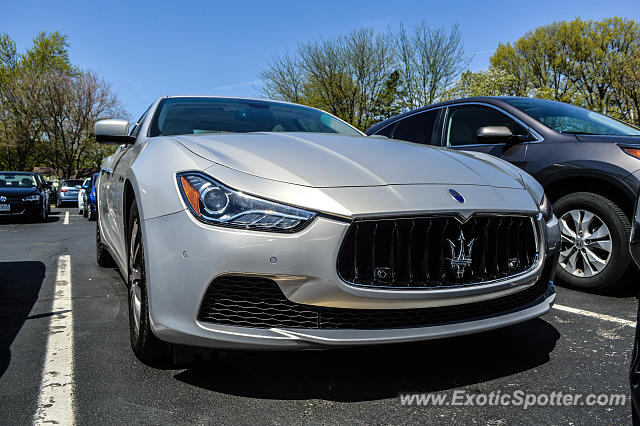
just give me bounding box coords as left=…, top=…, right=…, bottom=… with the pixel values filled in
left=445, top=105, right=530, bottom=146
left=391, top=109, right=439, bottom=145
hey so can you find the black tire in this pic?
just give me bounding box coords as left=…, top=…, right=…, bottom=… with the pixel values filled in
left=55, top=197, right=61, bottom=208
left=553, top=192, right=631, bottom=293
left=41, top=202, right=48, bottom=223
left=83, top=200, right=88, bottom=218
left=88, top=208, right=96, bottom=221
left=127, top=201, right=171, bottom=365
left=96, top=216, right=116, bottom=267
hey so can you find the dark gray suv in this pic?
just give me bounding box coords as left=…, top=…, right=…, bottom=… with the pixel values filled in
left=366, top=96, right=640, bottom=293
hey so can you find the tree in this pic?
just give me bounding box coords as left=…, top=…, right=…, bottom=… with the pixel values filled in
left=490, top=17, right=640, bottom=125
left=395, top=23, right=469, bottom=109
left=259, top=28, right=396, bottom=130
left=0, top=32, right=75, bottom=171
left=37, top=70, right=127, bottom=178
left=443, top=68, right=522, bottom=100
left=0, top=32, right=127, bottom=176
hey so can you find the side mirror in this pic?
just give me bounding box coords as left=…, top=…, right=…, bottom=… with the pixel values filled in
left=477, top=126, right=514, bottom=143
left=95, top=119, right=136, bottom=144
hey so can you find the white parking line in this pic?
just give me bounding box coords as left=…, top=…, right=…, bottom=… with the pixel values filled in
left=34, top=255, right=75, bottom=425
left=553, top=304, right=636, bottom=328
left=63, top=211, right=69, bottom=225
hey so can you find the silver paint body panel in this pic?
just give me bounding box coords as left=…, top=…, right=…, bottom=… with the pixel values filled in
left=97, top=96, right=560, bottom=349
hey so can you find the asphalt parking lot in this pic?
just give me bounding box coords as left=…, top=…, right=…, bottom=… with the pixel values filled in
left=0, top=207, right=637, bottom=425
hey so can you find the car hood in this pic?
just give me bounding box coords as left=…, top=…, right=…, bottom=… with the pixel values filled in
left=0, top=187, right=39, bottom=197
left=174, top=132, right=524, bottom=189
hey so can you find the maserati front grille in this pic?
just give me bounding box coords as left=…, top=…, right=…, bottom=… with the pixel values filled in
left=337, top=215, right=539, bottom=289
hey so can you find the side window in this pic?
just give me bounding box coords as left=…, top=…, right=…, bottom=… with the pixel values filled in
left=374, top=123, right=395, bottom=138
left=391, top=109, right=439, bottom=145
left=445, top=105, right=530, bottom=146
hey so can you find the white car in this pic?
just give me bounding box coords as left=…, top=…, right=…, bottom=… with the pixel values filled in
left=94, top=96, right=561, bottom=364
left=77, top=177, right=90, bottom=215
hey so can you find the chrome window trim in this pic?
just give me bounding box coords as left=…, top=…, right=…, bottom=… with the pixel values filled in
left=372, top=101, right=544, bottom=146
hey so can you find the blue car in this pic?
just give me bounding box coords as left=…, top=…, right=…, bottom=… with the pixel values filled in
left=83, top=172, right=98, bottom=220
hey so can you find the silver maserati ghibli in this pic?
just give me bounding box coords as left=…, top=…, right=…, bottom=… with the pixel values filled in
left=94, top=96, right=561, bottom=364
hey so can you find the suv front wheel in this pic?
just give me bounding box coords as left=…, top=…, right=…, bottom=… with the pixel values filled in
left=554, top=192, right=631, bottom=293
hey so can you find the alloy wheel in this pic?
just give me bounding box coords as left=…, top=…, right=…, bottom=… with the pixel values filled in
left=129, top=218, right=143, bottom=340
left=559, top=209, right=612, bottom=277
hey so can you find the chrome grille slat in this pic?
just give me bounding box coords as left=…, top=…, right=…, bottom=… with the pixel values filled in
left=337, top=215, right=538, bottom=290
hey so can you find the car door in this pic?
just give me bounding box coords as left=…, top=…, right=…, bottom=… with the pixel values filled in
left=106, top=109, right=150, bottom=264
left=440, top=104, right=534, bottom=170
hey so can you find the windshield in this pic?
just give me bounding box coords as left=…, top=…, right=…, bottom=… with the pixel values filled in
left=62, top=179, right=84, bottom=187
left=149, top=97, right=362, bottom=137
left=0, top=173, right=37, bottom=187
left=502, top=98, right=640, bottom=136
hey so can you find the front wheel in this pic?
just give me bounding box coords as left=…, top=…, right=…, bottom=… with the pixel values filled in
left=554, top=192, right=631, bottom=293
left=128, top=201, right=171, bottom=365
left=96, top=216, right=116, bottom=267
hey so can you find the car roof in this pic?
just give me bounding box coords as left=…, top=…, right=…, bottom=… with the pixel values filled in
left=0, top=171, right=36, bottom=175
left=365, top=96, right=534, bottom=134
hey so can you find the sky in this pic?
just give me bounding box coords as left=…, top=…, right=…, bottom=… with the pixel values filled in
left=2, top=0, right=639, bottom=118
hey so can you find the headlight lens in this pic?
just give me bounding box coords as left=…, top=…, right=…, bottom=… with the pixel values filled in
left=177, top=172, right=316, bottom=232
left=23, top=194, right=40, bottom=202
left=539, top=193, right=553, bottom=222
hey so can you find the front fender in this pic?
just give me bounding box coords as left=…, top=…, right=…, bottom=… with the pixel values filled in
left=127, top=137, right=215, bottom=221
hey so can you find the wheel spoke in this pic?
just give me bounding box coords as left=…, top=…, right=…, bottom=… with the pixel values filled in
left=587, top=238, right=612, bottom=252
left=588, top=224, right=610, bottom=241
left=560, top=218, right=576, bottom=240
left=583, top=247, right=607, bottom=270
left=565, top=249, right=579, bottom=274
left=580, top=211, right=595, bottom=235
left=580, top=251, right=596, bottom=277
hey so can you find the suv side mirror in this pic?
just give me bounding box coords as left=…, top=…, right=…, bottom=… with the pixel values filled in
left=477, top=126, right=514, bottom=143
left=95, top=119, right=136, bottom=144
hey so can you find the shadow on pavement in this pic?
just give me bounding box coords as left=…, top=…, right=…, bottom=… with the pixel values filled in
left=0, top=261, right=46, bottom=378
left=0, top=215, right=60, bottom=224
left=174, top=318, right=559, bottom=402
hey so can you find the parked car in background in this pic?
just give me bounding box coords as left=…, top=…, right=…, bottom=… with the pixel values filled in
left=0, top=171, right=51, bottom=222
left=56, top=179, right=84, bottom=207
left=367, top=96, right=640, bottom=294
left=93, top=96, right=559, bottom=365
left=84, top=172, right=99, bottom=220
left=33, top=172, right=51, bottom=214
left=78, top=177, right=91, bottom=215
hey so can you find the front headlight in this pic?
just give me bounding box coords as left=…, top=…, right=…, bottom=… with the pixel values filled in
left=539, top=193, right=553, bottom=222
left=23, top=194, right=41, bottom=202
left=176, top=172, right=316, bottom=232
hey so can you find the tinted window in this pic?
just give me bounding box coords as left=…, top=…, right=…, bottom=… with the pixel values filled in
left=149, top=97, right=362, bottom=137
left=130, top=106, right=151, bottom=137
left=373, top=122, right=395, bottom=138
left=501, top=97, right=640, bottom=136
left=0, top=173, right=36, bottom=187
left=445, top=105, right=529, bottom=146
left=392, top=109, right=439, bottom=145
left=62, top=180, right=84, bottom=187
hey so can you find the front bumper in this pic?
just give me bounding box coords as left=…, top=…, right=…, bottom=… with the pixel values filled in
left=142, top=207, right=560, bottom=350
left=0, top=201, right=42, bottom=217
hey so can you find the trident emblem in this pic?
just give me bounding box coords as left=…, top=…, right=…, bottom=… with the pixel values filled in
left=446, top=230, right=476, bottom=278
